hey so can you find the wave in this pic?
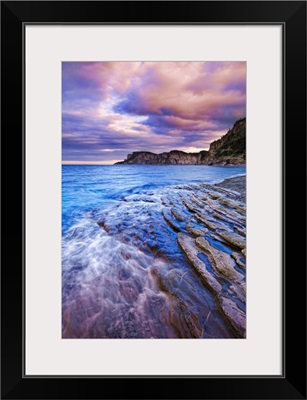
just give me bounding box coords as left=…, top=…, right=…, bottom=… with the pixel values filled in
left=62, top=175, right=246, bottom=338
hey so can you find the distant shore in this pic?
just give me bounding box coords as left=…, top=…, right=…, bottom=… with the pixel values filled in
left=215, top=175, right=246, bottom=203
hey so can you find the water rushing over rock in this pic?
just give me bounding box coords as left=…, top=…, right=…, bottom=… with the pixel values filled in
left=62, top=177, right=246, bottom=339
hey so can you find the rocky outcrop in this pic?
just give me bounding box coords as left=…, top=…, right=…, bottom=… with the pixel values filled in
left=177, top=233, right=223, bottom=293
left=206, top=118, right=246, bottom=165
left=116, top=150, right=208, bottom=165
left=115, top=118, right=245, bottom=165
left=219, top=297, right=246, bottom=337
left=63, top=174, right=246, bottom=339
left=173, top=180, right=247, bottom=337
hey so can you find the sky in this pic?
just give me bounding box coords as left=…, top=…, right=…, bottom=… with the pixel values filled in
left=62, top=62, right=246, bottom=164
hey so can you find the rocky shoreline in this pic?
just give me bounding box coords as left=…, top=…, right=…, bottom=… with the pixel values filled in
left=116, top=118, right=246, bottom=166
left=169, top=175, right=247, bottom=337
left=63, top=175, right=246, bottom=339
left=216, top=175, right=246, bottom=202
left=118, top=174, right=246, bottom=338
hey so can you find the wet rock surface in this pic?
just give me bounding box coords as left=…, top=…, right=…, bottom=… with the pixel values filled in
left=62, top=176, right=246, bottom=338
left=116, top=118, right=246, bottom=167
left=215, top=176, right=246, bottom=203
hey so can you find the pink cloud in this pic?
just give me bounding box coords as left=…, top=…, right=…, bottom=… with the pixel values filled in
left=112, top=62, right=245, bottom=123
left=62, top=61, right=246, bottom=162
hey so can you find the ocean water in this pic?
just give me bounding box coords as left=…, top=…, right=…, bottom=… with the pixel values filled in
left=62, top=165, right=246, bottom=338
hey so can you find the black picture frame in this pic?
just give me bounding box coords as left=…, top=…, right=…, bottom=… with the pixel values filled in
left=1, top=1, right=306, bottom=399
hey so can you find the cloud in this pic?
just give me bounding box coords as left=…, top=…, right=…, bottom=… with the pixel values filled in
left=62, top=62, right=246, bottom=163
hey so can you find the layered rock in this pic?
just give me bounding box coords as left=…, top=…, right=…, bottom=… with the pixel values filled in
left=115, top=118, right=246, bottom=165
left=63, top=175, right=246, bottom=339
left=116, top=150, right=208, bottom=165
left=100, top=176, right=246, bottom=338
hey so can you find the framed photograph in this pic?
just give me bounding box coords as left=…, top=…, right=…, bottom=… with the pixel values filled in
left=1, top=1, right=306, bottom=399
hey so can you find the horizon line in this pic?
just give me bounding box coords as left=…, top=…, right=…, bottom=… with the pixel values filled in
left=62, top=161, right=118, bottom=165
left=62, top=147, right=213, bottom=166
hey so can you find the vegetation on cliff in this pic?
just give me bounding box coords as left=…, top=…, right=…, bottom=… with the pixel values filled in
left=115, top=118, right=246, bottom=165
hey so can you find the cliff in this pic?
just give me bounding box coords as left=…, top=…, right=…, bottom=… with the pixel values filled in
left=206, top=118, right=246, bottom=165
left=115, top=118, right=246, bottom=165
left=117, top=150, right=208, bottom=165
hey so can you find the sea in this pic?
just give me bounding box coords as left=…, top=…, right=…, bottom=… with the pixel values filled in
left=62, top=164, right=246, bottom=339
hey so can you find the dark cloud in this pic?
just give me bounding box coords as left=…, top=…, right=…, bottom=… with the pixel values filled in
left=62, top=62, right=246, bottom=163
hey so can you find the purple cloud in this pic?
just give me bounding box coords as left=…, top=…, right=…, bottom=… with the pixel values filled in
left=62, top=62, right=246, bottom=163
